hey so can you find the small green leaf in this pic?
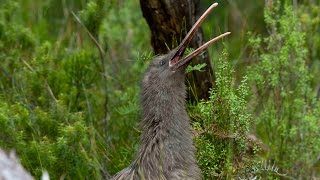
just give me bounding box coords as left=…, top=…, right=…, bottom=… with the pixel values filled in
left=186, top=63, right=207, bottom=73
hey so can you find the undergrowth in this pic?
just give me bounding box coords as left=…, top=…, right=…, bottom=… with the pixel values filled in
left=0, top=0, right=319, bottom=179
left=191, top=51, right=252, bottom=179
left=248, top=1, right=320, bottom=178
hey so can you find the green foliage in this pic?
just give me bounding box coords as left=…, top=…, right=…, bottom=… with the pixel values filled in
left=0, top=0, right=319, bottom=179
left=185, top=48, right=208, bottom=73
left=191, top=51, right=252, bottom=179
left=0, top=101, right=102, bottom=179
left=248, top=1, right=320, bottom=178
left=186, top=63, right=207, bottom=73
left=298, top=2, right=320, bottom=90
left=80, top=0, right=105, bottom=38
left=0, top=0, right=148, bottom=178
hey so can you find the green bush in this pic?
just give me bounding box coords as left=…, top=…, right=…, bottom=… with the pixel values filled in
left=0, top=101, right=103, bottom=179
left=0, top=0, right=319, bottom=179
left=248, top=1, right=320, bottom=178
left=191, top=51, right=252, bottom=179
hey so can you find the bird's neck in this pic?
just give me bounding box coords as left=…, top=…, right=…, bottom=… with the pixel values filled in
left=135, top=79, right=198, bottom=173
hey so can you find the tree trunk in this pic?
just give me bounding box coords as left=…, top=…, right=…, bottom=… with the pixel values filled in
left=140, top=0, right=215, bottom=101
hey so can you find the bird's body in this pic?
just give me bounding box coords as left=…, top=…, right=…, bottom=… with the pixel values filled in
left=111, top=3, right=230, bottom=180
left=112, top=53, right=200, bottom=180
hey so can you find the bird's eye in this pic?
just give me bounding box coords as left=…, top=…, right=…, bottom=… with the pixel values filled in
left=159, top=60, right=166, bottom=66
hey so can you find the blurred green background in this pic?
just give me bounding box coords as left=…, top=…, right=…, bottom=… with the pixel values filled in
left=0, top=0, right=319, bottom=179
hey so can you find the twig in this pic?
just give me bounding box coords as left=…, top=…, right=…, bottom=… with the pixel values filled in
left=71, top=11, right=109, bottom=138
left=45, top=80, right=58, bottom=102
left=71, top=12, right=106, bottom=65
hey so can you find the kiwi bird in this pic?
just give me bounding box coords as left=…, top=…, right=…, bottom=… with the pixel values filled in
left=111, top=3, right=230, bottom=180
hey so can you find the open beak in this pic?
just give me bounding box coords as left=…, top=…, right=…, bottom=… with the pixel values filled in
left=169, top=2, right=231, bottom=69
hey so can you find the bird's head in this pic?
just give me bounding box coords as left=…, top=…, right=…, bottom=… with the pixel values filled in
left=142, top=2, right=230, bottom=89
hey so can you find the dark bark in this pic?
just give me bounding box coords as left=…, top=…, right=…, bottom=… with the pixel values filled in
left=140, top=0, right=215, bottom=101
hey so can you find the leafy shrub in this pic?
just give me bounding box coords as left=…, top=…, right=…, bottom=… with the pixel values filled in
left=191, top=51, right=252, bottom=179
left=0, top=0, right=319, bottom=179
left=248, top=1, right=320, bottom=178
left=0, top=101, right=103, bottom=179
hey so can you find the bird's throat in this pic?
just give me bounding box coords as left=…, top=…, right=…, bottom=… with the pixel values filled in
left=135, top=81, right=198, bottom=175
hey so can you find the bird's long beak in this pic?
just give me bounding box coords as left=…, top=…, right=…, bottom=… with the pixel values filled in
left=169, top=2, right=231, bottom=69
